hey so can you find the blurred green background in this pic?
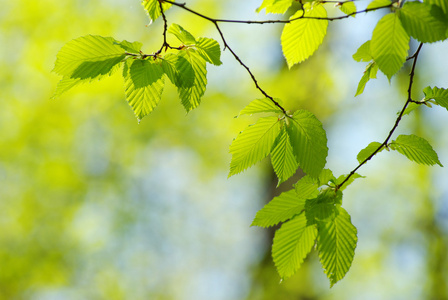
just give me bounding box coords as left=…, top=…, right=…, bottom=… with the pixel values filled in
left=0, top=0, right=447, bottom=299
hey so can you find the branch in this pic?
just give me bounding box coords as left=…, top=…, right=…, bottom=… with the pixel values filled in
left=336, top=43, right=424, bottom=191
left=162, top=0, right=393, bottom=24
left=160, top=0, right=287, bottom=114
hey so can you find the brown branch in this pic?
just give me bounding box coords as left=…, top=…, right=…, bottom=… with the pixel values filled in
left=336, top=43, right=424, bottom=191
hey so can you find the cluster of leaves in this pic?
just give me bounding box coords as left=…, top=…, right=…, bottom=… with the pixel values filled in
left=53, top=23, right=221, bottom=121
left=52, top=0, right=448, bottom=287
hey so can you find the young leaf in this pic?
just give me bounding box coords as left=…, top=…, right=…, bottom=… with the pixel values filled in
left=305, top=190, right=340, bottom=223
left=399, top=1, right=447, bottom=43
left=177, top=50, right=208, bottom=112
left=318, top=169, right=335, bottom=186
left=357, top=141, right=384, bottom=163
left=168, top=24, right=197, bottom=45
left=142, top=0, right=171, bottom=23
left=401, top=102, right=422, bottom=116
left=239, top=98, right=284, bottom=116
left=251, top=189, right=306, bottom=228
left=161, top=53, right=195, bottom=88
left=334, top=173, right=364, bottom=191
left=338, top=2, right=357, bottom=17
left=281, top=3, right=328, bottom=68
left=294, top=175, right=319, bottom=200
left=353, top=40, right=372, bottom=62
left=424, top=86, right=448, bottom=110
left=389, top=134, right=443, bottom=166
left=286, top=110, right=328, bottom=178
left=272, top=213, right=318, bottom=279
left=355, top=62, right=378, bottom=96
left=317, top=207, right=357, bottom=287
left=371, top=13, right=410, bottom=80
left=425, top=0, right=448, bottom=15
left=52, top=77, right=83, bottom=99
left=196, top=37, right=222, bottom=66
left=53, top=35, right=126, bottom=80
left=271, top=127, right=299, bottom=185
left=367, top=0, right=392, bottom=10
left=229, top=116, right=282, bottom=176
left=123, top=59, right=165, bottom=121
left=115, top=40, right=143, bottom=53
left=256, top=0, right=294, bottom=14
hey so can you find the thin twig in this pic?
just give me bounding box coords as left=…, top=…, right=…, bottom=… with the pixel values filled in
left=336, top=43, right=424, bottom=191
left=162, top=0, right=393, bottom=24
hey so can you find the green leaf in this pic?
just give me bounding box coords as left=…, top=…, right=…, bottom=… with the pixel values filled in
left=355, top=62, right=378, bottom=96
left=425, top=0, right=448, bottom=15
left=367, top=0, right=392, bottom=10
left=318, top=169, right=335, bottom=186
left=168, top=24, right=197, bottom=45
left=399, top=1, right=447, bottom=43
left=141, top=0, right=171, bottom=23
left=305, top=190, right=340, bottom=223
left=281, top=3, right=328, bottom=68
left=353, top=40, right=372, bottom=62
left=271, top=127, right=299, bottom=185
left=317, top=206, right=357, bottom=287
left=294, top=175, right=319, bottom=199
left=251, top=189, right=306, bottom=228
left=177, top=50, right=208, bottom=112
left=389, top=134, right=443, bottom=167
left=239, top=98, right=284, bottom=116
left=52, top=77, right=83, bottom=99
left=229, top=116, right=282, bottom=176
left=371, top=13, right=410, bottom=80
left=161, top=53, right=195, bottom=88
left=357, top=141, right=384, bottom=163
left=115, top=40, right=143, bottom=53
left=195, top=37, right=222, bottom=66
left=334, top=173, right=364, bottom=191
left=424, top=86, right=448, bottom=110
left=338, top=2, right=357, bottom=17
left=256, top=0, right=294, bottom=14
left=272, top=213, right=318, bottom=279
left=53, top=35, right=125, bottom=80
left=401, top=102, right=422, bottom=116
left=123, top=59, right=165, bottom=121
left=286, top=110, right=328, bottom=178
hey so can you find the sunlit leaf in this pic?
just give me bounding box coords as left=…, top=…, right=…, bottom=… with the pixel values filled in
left=353, top=40, right=372, bottom=62
left=256, top=0, right=295, bottom=14
left=252, top=189, right=305, bottom=228
left=317, top=207, right=357, bottom=287
left=294, top=175, right=319, bottom=199
left=239, top=98, right=284, bottom=116
left=286, top=110, right=328, bottom=178
left=53, top=35, right=125, bottom=80
left=168, top=23, right=197, bottom=45
left=424, top=86, right=448, bottom=110
left=123, top=59, right=165, bottom=121
left=196, top=37, right=222, bottom=66
left=115, top=40, right=143, bottom=53
left=399, top=1, right=447, bottom=43
left=425, top=0, right=448, bottom=14
left=357, top=141, right=384, bottom=163
left=367, top=0, right=392, bottom=10
left=161, top=53, right=195, bottom=88
left=355, top=62, right=378, bottom=96
left=338, top=1, right=357, bottom=17
left=141, top=0, right=171, bottom=23
left=389, top=134, right=443, bottom=166
left=229, top=116, right=282, bottom=176
left=272, top=213, right=317, bottom=279
left=371, top=13, right=410, bottom=80
left=177, top=50, right=208, bottom=112
left=334, top=173, right=364, bottom=191
left=52, top=77, right=83, bottom=99
left=281, top=3, right=328, bottom=68
left=318, top=169, right=335, bottom=186
left=305, top=190, right=340, bottom=223
left=271, top=127, right=299, bottom=185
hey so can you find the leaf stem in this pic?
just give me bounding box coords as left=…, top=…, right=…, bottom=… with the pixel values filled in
left=336, top=43, right=424, bottom=191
